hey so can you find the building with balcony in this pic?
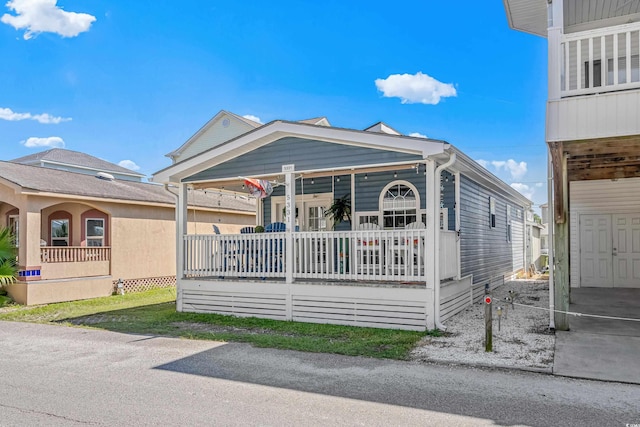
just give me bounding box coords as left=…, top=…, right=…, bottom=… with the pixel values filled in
left=504, top=0, right=640, bottom=329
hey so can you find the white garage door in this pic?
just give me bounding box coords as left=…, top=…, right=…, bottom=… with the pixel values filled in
left=580, top=213, right=640, bottom=288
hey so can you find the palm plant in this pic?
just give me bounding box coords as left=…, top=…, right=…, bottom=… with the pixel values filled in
left=326, top=194, right=351, bottom=229
left=0, top=227, right=17, bottom=286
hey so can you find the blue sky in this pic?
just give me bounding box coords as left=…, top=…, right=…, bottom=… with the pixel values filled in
left=0, top=0, right=548, bottom=207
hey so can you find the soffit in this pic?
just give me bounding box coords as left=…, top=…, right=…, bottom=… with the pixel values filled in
left=561, top=136, right=640, bottom=180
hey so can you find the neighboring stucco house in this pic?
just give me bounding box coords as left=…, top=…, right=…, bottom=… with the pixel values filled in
left=504, top=0, right=640, bottom=330
left=0, top=149, right=255, bottom=305
left=152, top=110, right=531, bottom=331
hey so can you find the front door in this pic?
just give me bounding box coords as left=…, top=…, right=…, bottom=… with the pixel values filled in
left=580, top=214, right=613, bottom=287
left=612, top=214, right=640, bottom=287
left=580, top=213, right=640, bottom=288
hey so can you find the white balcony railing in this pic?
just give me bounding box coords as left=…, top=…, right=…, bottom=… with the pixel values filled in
left=41, top=246, right=111, bottom=263
left=183, top=230, right=459, bottom=283
left=561, top=22, right=640, bottom=97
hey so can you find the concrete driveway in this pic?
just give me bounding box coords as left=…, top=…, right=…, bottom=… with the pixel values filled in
left=554, top=288, right=640, bottom=384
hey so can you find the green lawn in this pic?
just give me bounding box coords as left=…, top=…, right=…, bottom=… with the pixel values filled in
left=0, top=288, right=438, bottom=360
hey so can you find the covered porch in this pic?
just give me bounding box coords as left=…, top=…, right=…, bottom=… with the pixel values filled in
left=154, top=119, right=475, bottom=330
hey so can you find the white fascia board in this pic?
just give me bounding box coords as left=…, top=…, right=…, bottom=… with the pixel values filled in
left=448, top=146, right=532, bottom=208
left=152, top=121, right=448, bottom=184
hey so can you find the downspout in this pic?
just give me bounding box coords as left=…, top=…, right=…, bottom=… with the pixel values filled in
left=434, top=153, right=457, bottom=331
left=547, top=149, right=555, bottom=330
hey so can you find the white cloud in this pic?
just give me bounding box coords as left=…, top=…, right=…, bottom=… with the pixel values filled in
left=511, top=183, right=535, bottom=201
left=21, top=136, right=65, bottom=148
left=409, top=132, right=428, bottom=138
left=375, top=72, right=457, bottom=105
left=118, top=160, right=140, bottom=171
left=491, top=159, right=527, bottom=180
left=242, top=114, right=263, bottom=124
left=475, top=159, right=489, bottom=169
left=0, top=107, right=71, bottom=124
left=1, top=0, right=96, bottom=40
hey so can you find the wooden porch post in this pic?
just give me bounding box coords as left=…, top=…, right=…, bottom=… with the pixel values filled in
left=176, top=182, right=188, bottom=312
left=425, top=159, right=436, bottom=330
left=550, top=142, right=570, bottom=330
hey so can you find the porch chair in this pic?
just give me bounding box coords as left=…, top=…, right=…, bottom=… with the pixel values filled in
left=265, top=222, right=286, bottom=232
left=404, top=222, right=426, bottom=275
left=264, top=222, right=285, bottom=273
left=355, top=222, right=381, bottom=275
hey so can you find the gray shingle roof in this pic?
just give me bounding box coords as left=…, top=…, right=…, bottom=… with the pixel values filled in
left=0, top=161, right=255, bottom=212
left=11, top=148, right=146, bottom=177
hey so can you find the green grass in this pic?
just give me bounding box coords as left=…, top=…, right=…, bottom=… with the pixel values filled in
left=0, top=288, right=440, bottom=360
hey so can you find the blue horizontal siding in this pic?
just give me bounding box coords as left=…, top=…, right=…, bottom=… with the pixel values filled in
left=185, top=137, right=422, bottom=182
left=459, top=174, right=526, bottom=289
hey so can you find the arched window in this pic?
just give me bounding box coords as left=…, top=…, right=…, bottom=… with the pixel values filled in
left=379, top=181, right=420, bottom=229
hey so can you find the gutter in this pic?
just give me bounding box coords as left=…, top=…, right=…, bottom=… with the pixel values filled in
left=547, top=150, right=555, bottom=330
left=434, top=153, right=457, bottom=331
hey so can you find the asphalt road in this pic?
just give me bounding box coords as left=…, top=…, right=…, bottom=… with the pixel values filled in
left=0, top=321, right=638, bottom=427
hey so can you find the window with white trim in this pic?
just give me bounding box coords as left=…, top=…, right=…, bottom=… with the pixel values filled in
left=86, top=218, right=105, bottom=247
left=381, top=182, right=418, bottom=229
left=51, top=219, right=69, bottom=246
left=489, top=197, right=496, bottom=228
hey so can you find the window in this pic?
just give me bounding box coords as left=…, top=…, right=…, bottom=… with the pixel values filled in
left=86, top=219, right=104, bottom=246
left=357, top=213, right=379, bottom=226
left=489, top=197, right=496, bottom=228
left=8, top=215, right=18, bottom=247
left=51, top=219, right=69, bottom=246
left=381, top=183, right=418, bottom=229
left=584, top=55, right=640, bottom=88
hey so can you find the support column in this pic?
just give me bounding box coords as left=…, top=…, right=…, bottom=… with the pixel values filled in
left=547, top=0, right=564, bottom=100
left=552, top=150, right=570, bottom=330
left=17, top=200, right=43, bottom=283
left=283, top=165, right=295, bottom=321
left=425, top=159, right=436, bottom=330
left=176, top=182, right=188, bottom=312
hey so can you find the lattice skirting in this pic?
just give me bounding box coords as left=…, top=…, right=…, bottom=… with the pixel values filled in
left=112, top=276, right=176, bottom=294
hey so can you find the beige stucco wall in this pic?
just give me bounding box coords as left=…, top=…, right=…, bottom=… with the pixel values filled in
left=7, top=277, right=114, bottom=305
left=1, top=179, right=256, bottom=304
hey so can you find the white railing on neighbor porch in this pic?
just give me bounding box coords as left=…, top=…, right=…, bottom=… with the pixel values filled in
left=561, top=22, right=640, bottom=97
left=41, top=246, right=111, bottom=263
left=183, top=230, right=459, bottom=283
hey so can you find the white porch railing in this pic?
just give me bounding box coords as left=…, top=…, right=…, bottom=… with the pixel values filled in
left=561, top=22, right=640, bottom=97
left=40, top=246, right=111, bottom=263
left=183, top=230, right=459, bottom=283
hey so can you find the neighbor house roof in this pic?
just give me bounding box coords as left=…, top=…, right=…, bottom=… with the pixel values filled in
left=0, top=161, right=255, bottom=213
left=12, top=148, right=147, bottom=179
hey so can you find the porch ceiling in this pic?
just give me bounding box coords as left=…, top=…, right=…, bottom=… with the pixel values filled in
left=504, top=0, right=640, bottom=36
left=561, top=137, right=640, bottom=181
